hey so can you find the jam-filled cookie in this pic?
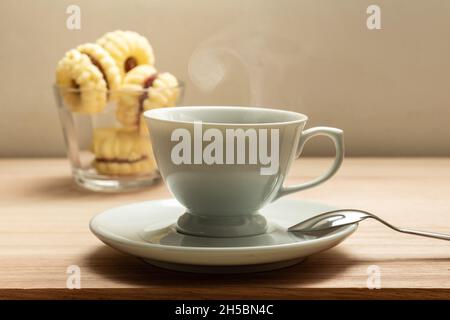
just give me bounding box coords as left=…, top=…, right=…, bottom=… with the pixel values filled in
left=91, top=127, right=156, bottom=175
left=116, top=65, right=179, bottom=128
left=97, top=30, right=155, bottom=77
left=56, top=49, right=108, bottom=113
left=77, top=43, right=122, bottom=99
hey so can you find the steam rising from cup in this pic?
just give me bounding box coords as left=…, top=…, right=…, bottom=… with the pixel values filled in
left=188, top=23, right=306, bottom=106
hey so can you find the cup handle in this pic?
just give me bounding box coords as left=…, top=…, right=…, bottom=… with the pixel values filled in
left=274, top=126, right=344, bottom=200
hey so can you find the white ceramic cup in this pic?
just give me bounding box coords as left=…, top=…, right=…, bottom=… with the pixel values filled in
left=144, top=106, right=344, bottom=237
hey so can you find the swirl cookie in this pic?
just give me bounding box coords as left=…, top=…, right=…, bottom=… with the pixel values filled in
left=77, top=43, right=122, bottom=99
left=97, top=30, right=155, bottom=77
left=56, top=49, right=108, bottom=113
left=116, top=65, right=180, bottom=128
left=92, top=127, right=156, bottom=175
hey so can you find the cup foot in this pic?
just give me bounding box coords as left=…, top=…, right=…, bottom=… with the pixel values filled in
left=176, top=212, right=268, bottom=238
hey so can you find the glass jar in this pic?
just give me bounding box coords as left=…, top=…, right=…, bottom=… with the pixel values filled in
left=54, top=83, right=184, bottom=192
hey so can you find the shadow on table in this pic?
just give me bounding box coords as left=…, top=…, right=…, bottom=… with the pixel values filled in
left=84, top=245, right=355, bottom=287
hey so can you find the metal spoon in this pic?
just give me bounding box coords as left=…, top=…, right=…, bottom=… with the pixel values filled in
left=288, top=209, right=450, bottom=241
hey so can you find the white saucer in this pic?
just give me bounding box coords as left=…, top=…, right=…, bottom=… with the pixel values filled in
left=90, top=198, right=357, bottom=273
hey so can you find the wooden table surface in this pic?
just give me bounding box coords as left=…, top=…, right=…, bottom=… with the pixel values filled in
left=0, top=158, right=449, bottom=299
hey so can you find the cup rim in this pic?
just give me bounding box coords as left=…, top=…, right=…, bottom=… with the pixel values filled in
left=144, top=106, right=308, bottom=126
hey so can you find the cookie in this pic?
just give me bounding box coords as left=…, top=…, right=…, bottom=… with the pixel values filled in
left=91, top=127, right=156, bottom=175
left=116, top=65, right=179, bottom=128
left=77, top=43, right=122, bottom=99
left=56, top=49, right=107, bottom=113
left=97, top=30, right=155, bottom=77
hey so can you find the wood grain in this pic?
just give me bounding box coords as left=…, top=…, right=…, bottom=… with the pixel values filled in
left=0, top=158, right=449, bottom=299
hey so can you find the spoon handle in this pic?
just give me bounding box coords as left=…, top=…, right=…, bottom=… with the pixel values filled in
left=367, top=216, right=450, bottom=241
left=369, top=214, right=450, bottom=241
left=396, top=228, right=450, bottom=241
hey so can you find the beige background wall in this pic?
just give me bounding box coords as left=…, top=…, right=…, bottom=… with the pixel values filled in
left=0, top=0, right=449, bottom=157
